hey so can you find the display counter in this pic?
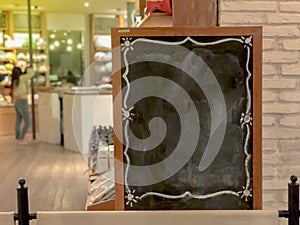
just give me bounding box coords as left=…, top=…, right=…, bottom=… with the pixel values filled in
left=0, top=87, right=113, bottom=153
left=38, top=92, right=61, bottom=144
left=63, top=89, right=113, bottom=154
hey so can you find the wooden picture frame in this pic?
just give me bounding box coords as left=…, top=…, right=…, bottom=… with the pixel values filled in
left=112, top=27, right=262, bottom=210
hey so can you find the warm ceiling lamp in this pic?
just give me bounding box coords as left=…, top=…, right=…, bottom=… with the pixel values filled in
left=84, top=2, right=90, bottom=7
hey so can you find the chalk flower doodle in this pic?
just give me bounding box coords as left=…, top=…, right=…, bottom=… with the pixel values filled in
left=121, top=37, right=134, bottom=51
left=125, top=188, right=139, bottom=207
left=122, top=106, right=135, bottom=121
left=238, top=186, right=253, bottom=202
left=240, top=112, right=253, bottom=128
left=241, top=36, right=252, bottom=47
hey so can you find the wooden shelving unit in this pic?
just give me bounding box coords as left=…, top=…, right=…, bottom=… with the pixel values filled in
left=88, top=14, right=126, bottom=86
left=0, top=10, right=47, bottom=65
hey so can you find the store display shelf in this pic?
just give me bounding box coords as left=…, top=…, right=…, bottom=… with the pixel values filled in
left=86, top=178, right=115, bottom=211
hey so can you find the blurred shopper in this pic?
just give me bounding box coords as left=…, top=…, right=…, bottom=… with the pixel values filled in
left=11, top=66, right=34, bottom=145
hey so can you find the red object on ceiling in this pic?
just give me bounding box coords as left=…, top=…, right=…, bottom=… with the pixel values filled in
left=145, top=0, right=172, bottom=15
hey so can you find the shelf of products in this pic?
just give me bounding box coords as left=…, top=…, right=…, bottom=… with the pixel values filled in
left=88, top=14, right=121, bottom=86
left=0, top=41, right=49, bottom=106
left=92, top=46, right=112, bottom=86
left=86, top=169, right=115, bottom=211
left=0, top=37, right=49, bottom=102
left=89, top=34, right=112, bottom=86
left=0, top=47, right=15, bottom=104
left=0, top=10, right=48, bottom=106
left=86, top=125, right=115, bottom=211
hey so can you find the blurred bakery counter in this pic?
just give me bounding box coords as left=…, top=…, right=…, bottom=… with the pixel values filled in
left=37, top=91, right=61, bottom=144
left=37, top=86, right=73, bottom=145
left=63, top=87, right=113, bottom=154
left=37, top=86, right=113, bottom=153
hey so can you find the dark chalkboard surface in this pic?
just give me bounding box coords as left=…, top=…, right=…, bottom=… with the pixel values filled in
left=112, top=27, right=262, bottom=210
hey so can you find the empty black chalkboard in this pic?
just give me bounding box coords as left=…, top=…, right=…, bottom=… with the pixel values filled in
left=112, top=27, right=262, bottom=210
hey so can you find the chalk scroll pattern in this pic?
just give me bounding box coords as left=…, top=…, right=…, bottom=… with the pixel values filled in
left=121, top=36, right=253, bottom=209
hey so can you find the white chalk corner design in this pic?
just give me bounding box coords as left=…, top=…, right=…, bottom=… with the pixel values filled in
left=125, top=188, right=139, bottom=207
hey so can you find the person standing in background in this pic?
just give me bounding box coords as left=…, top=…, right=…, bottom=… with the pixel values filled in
left=11, top=66, right=34, bottom=145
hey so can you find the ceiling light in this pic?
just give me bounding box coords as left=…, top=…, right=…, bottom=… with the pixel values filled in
left=67, top=46, right=72, bottom=52
left=77, top=43, right=83, bottom=49
left=54, top=41, right=60, bottom=47
left=67, top=39, right=73, bottom=45
left=49, top=45, right=55, bottom=50
left=50, top=34, right=56, bottom=39
left=84, top=2, right=90, bottom=7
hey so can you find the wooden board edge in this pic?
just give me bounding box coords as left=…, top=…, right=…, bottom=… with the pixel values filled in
left=112, top=28, right=125, bottom=210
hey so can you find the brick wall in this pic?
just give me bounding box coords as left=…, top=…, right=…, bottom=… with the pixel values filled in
left=219, top=0, right=300, bottom=215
